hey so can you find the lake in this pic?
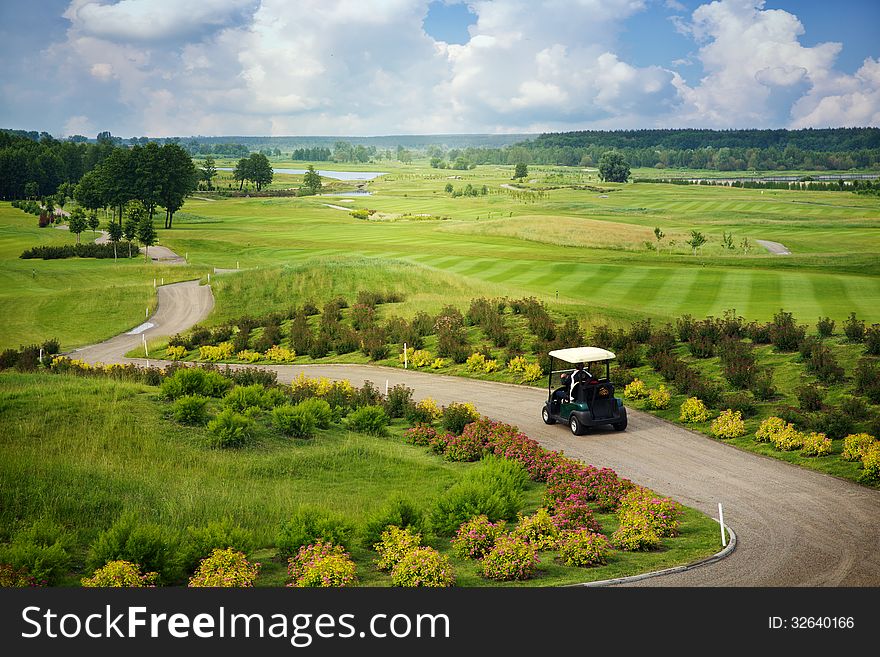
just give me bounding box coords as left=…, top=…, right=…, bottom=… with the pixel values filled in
left=217, top=167, right=386, bottom=181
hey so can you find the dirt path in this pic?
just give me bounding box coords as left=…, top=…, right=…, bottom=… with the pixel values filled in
left=55, top=223, right=187, bottom=264
left=72, top=287, right=880, bottom=587
left=756, top=239, right=792, bottom=255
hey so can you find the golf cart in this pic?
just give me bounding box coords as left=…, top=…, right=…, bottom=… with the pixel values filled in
left=541, top=347, right=627, bottom=435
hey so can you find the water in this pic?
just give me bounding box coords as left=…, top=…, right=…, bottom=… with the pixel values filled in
left=319, top=190, right=372, bottom=196
left=217, top=167, right=386, bottom=181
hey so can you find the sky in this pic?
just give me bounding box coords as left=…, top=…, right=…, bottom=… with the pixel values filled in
left=0, top=0, right=878, bottom=137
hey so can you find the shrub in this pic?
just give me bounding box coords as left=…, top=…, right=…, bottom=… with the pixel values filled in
left=295, top=397, right=333, bottom=429
left=769, top=310, right=806, bottom=351
left=429, top=462, right=524, bottom=535
left=207, top=409, right=254, bottom=448
left=853, top=359, right=880, bottom=403
left=441, top=402, right=480, bottom=435
left=166, top=345, right=187, bottom=361
left=276, top=509, right=354, bottom=557
left=723, top=391, right=757, bottom=418
left=347, top=405, right=389, bottom=436
left=556, top=530, right=612, bottom=567
left=82, top=561, right=158, bottom=588
left=361, top=497, right=425, bottom=549
left=624, top=378, right=649, bottom=400
left=160, top=367, right=231, bottom=399
left=841, top=396, right=870, bottom=421
left=263, top=345, right=296, bottom=363
left=287, top=542, right=357, bottom=588
left=0, top=521, right=72, bottom=585
left=811, top=408, right=853, bottom=441
left=177, top=518, right=254, bottom=575
left=466, top=352, right=487, bottom=372
left=645, top=385, right=671, bottom=410
left=618, top=487, right=682, bottom=538
left=611, top=517, right=661, bottom=551
left=443, top=429, right=485, bottom=462
left=861, top=443, right=880, bottom=482
left=755, top=416, right=787, bottom=443
left=406, top=397, right=442, bottom=425
left=866, top=324, right=880, bottom=356
left=843, top=312, right=865, bottom=342
left=479, top=534, right=539, bottom=581
left=222, top=384, right=267, bottom=413
left=199, top=342, right=235, bottom=361
left=188, top=548, right=259, bottom=587
left=816, top=316, right=835, bottom=338
left=403, top=349, right=434, bottom=368
left=841, top=433, right=876, bottom=461
left=797, top=384, right=824, bottom=412
left=800, top=432, right=832, bottom=457
left=679, top=397, right=711, bottom=423
left=87, top=514, right=173, bottom=583
left=403, top=424, right=438, bottom=446
left=260, top=386, right=290, bottom=409
left=451, top=515, right=507, bottom=559
left=512, top=508, right=559, bottom=550
left=384, top=384, right=413, bottom=418
left=0, top=564, right=38, bottom=588
left=521, top=363, right=543, bottom=383
left=751, top=369, right=777, bottom=401
left=549, top=496, right=601, bottom=533
left=711, top=409, right=746, bottom=439
left=770, top=424, right=804, bottom=451
left=391, top=547, right=455, bottom=587
left=171, top=395, right=209, bottom=425
left=272, top=404, right=316, bottom=438
left=237, top=349, right=261, bottom=363
left=374, top=526, right=422, bottom=572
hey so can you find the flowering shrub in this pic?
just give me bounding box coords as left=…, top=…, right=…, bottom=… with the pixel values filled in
left=466, top=352, right=488, bottom=371
left=400, top=349, right=433, bottom=368
left=507, top=356, right=528, bottom=373
left=711, top=409, right=746, bottom=439
left=403, top=424, right=438, bottom=447
left=478, top=534, right=539, bottom=581
left=679, top=397, right=711, bottom=423
left=236, top=349, right=261, bottom=363
left=483, top=422, right=562, bottom=481
left=861, top=443, right=880, bottom=481
left=287, top=542, right=357, bottom=588
left=550, top=496, right=601, bottom=533
left=263, top=345, right=296, bottom=363
left=451, top=515, right=506, bottom=559
left=556, top=530, right=612, bottom=567
left=645, top=385, right=671, bottom=410
left=770, top=424, right=804, bottom=451
left=390, top=547, right=455, bottom=587
left=755, top=416, right=787, bottom=443
left=483, top=359, right=499, bottom=373
left=290, top=374, right=355, bottom=408
left=188, top=548, right=259, bottom=587
left=0, top=564, right=39, bottom=587
left=199, top=342, right=234, bottom=361
left=428, top=431, right=453, bottom=455
left=800, top=431, right=832, bottom=457
left=611, top=516, right=662, bottom=551
left=624, top=378, right=649, bottom=400
left=443, top=429, right=485, bottom=462
left=521, top=363, right=543, bottom=383
left=374, top=526, right=422, bottom=572
left=842, top=433, right=876, bottom=461
left=441, top=402, right=480, bottom=434
left=581, top=465, right=633, bottom=511
left=513, top=508, right=559, bottom=550
left=166, top=345, right=187, bottom=361
left=430, top=358, right=446, bottom=369
left=407, top=397, right=442, bottom=424
left=617, top=487, right=682, bottom=538
left=82, top=561, right=158, bottom=588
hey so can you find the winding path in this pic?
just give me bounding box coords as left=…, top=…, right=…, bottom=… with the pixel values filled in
left=73, top=282, right=880, bottom=586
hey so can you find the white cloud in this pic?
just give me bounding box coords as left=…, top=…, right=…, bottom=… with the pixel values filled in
left=62, top=115, right=96, bottom=136
left=89, top=63, right=115, bottom=80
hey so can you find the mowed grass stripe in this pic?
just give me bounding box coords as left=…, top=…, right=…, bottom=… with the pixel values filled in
left=747, top=270, right=781, bottom=319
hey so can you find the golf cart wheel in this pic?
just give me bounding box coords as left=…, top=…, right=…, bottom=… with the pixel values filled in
left=542, top=406, right=556, bottom=425
left=613, top=416, right=628, bottom=431
left=569, top=414, right=585, bottom=436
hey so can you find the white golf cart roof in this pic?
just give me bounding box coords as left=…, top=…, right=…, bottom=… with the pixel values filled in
left=549, top=347, right=616, bottom=363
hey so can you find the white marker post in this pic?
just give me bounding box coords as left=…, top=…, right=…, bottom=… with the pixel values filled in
left=161, top=277, right=164, bottom=285
left=385, top=380, right=389, bottom=396
left=146, top=307, right=149, bottom=318
left=39, top=348, right=43, bottom=365
left=718, top=502, right=727, bottom=547
left=143, top=334, right=149, bottom=358
left=237, top=261, right=240, bottom=269
left=153, top=278, right=156, bottom=288
left=403, top=343, right=408, bottom=369
left=207, top=273, right=211, bottom=283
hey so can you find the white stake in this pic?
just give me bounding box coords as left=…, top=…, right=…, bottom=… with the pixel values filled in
left=146, top=307, right=149, bottom=318
left=185, top=252, right=188, bottom=262
left=161, top=277, right=164, bottom=285
left=207, top=273, right=211, bottom=283
left=404, top=342, right=408, bottom=369
left=39, top=348, right=43, bottom=365
left=385, top=379, right=389, bottom=396
left=143, top=334, right=148, bottom=357
left=153, top=278, right=156, bottom=288
left=237, top=261, right=240, bottom=269
left=718, top=502, right=727, bottom=547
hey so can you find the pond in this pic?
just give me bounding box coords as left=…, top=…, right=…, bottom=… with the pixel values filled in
left=319, top=190, right=373, bottom=196
left=217, top=167, right=386, bottom=181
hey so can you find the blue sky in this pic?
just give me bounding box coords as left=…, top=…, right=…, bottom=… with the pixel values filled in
left=1, top=0, right=878, bottom=137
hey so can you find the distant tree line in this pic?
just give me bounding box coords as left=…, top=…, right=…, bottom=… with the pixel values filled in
left=184, top=141, right=250, bottom=157
left=291, top=147, right=332, bottom=161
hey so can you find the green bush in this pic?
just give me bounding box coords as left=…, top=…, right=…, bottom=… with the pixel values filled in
left=384, top=384, right=414, bottom=418
left=272, top=404, right=317, bottom=438
left=260, top=387, right=290, bottom=409
left=276, top=508, right=354, bottom=557
left=177, top=518, right=254, bottom=575
left=171, top=395, right=209, bottom=425
left=207, top=409, right=254, bottom=448
left=222, top=384, right=267, bottom=413
left=160, top=367, right=231, bottom=399
left=296, top=397, right=334, bottom=429
left=390, top=547, right=455, bottom=587
left=347, top=405, right=389, bottom=436
left=361, top=496, right=425, bottom=549
left=87, top=514, right=175, bottom=583
left=0, top=520, right=72, bottom=585
left=441, top=402, right=480, bottom=435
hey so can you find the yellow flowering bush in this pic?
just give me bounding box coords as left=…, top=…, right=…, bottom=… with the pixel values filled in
left=841, top=433, right=876, bottom=461
left=412, top=397, right=442, bottom=424
left=679, top=397, right=711, bottom=423
left=507, top=356, right=528, bottom=373
left=466, top=352, right=487, bottom=371
left=287, top=542, right=357, bottom=588
left=82, top=561, right=158, bottom=588
left=263, top=345, right=296, bottom=363
left=770, top=424, right=804, bottom=451
left=483, top=359, right=499, bottom=373
left=390, top=547, right=455, bottom=588
left=199, top=342, right=234, bottom=361
left=478, top=534, right=539, bottom=581
left=800, top=432, right=832, bottom=457
left=755, top=416, right=788, bottom=443
left=611, top=516, right=661, bottom=551
left=512, top=508, right=559, bottom=550
left=711, top=409, right=746, bottom=439
left=646, top=385, right=671, bottom=410
left=188, top=548, right=260, bottom=587
left=617, top=487, right=682, bottom=538
left=429, top=358, right=446, bottom=369
left=624, top=378, right=648, bottom=400
left=861, top=443, right=880, bottom=481
left=166, top=345, right=187, bottom=361
left=401, top=349, right=433, bottom=368
left=555, top=530, right=612, bottom=567
left=374, top=526, right=422, bottom=572
left=521, top=363, right=544, bottom=383
left=237, top=350, right=261, bottom=363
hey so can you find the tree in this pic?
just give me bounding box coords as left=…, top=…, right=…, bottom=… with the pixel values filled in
left=598, top=151, right=631, bottom=183
left=248, top=153, right=273, bottom=191
left=68, top=206, right=87, bottom=244
left=136, top=215, right=157, bottom=262
left=107, top=220, right=122, bottom=260
left=201, top=156, right=216, bottom=190
left=233, top=157, right=250, bottom=190
left=653, top=227, right=664, bottom=255
left=686, top=229, right=707, bottom=255
left=73, top=170, right=105, bottom=214
left=87, top=210, right=100, bottom=236
left=57, top=181, right=75, bottom=209
left=123, top=202, right=144, bottom=258
left=24, top=181, right=39, bottom=200
left=301, top=165, right=322, bottom=195
left=513, top=163, right=528, bottom=179
left=158, top=143, right=197, bottom=228
left=444, top=182, right=454, bottom=193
